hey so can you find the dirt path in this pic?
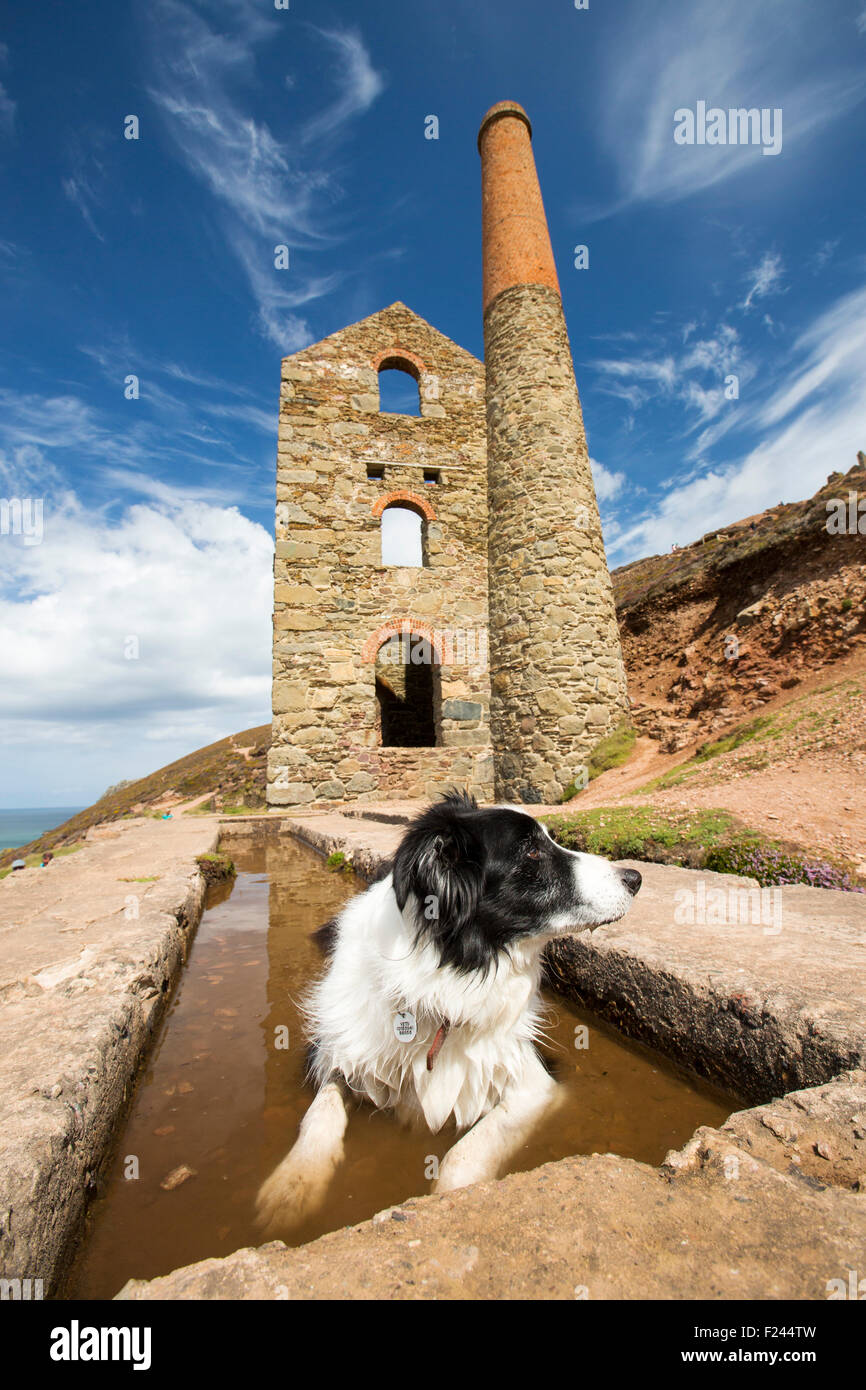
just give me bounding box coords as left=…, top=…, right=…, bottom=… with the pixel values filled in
left=567, top=652, right=866, bottom=868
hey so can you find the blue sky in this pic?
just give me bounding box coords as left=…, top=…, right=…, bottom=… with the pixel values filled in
left=1, top=0, right=864, bottom=806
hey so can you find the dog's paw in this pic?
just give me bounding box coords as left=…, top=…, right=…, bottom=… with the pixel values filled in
left=254, top=1151, right=335, bottom=1238
left=432, top=1146, right=488, bottom=1194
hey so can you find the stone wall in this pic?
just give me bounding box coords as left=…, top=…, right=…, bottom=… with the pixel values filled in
left=268, top=302, right=494, bottom=807
left=483, top=283, right=630, bottom=803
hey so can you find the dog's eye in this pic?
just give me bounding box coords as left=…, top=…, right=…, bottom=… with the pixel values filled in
left=525, top=845, right=541, bottom=860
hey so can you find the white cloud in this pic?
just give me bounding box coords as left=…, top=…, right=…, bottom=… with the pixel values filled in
left=300, top=29, right=385, bottom=147
left=62, top=174, right=105, bottom=241
left=591, top=356, right=678, bottom=391
left=590, top=457, right=627, bottom=503
left=0, top=390, right=100, bottom=452
left=591, top=322, right=745, bottom=431
left=0, top=489, right=273, bottom=803
left=812, top=239, right=840, bottom=271
left=681, top=324, right=740, bottom=373
left=757, top=283, right=866, bottom=428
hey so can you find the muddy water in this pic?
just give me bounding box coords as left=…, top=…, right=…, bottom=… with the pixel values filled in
left=68, top=837, right=733, bottom=1299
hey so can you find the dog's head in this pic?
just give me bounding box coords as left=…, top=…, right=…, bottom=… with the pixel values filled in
left=392, top=790, right=641, bottom=973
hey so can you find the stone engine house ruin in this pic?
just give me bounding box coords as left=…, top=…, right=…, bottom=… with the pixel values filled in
left=268, top=102, right=629, bottom=809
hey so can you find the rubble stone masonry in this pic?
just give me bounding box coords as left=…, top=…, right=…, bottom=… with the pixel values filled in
left=479, top=102, right=629, bottom=802
left=268, top=302, right=494, bottom=806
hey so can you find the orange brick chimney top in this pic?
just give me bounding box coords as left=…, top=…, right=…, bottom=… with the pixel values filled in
left=478, top=101, right=561, bottom=313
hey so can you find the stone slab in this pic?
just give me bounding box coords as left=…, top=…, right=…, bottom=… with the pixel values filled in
left=118, top=1102, right=866, bottom=1300
left=0, top=815, right=222, bottom=1293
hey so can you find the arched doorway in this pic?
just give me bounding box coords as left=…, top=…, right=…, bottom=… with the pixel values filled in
left=374, top=632, right=438, bottom=747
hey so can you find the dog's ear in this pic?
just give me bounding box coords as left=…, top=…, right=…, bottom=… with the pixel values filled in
left=393, top=805, right=483, bottom=960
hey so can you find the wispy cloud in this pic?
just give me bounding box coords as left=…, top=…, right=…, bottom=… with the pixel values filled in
left=299, top=28, right=385, bottom=147
left=812, top=239, right=840, bottom=272
left=595, top=0, right=866, bottom=212
left=0, top=43, right=14, bottom=137
left=757, top=283, right=866, bottom=428
left=62, top=174, right=105, bottom=241
left=742, top=251, right=784, bottom=310
left=0, top=80, right=14, bottom=136
left=146, top=0, right=384, bottom=348
left=591, top=322, right=743, bottom=429
left=0, top=374, right=275, bottom=510
left=606, top=282, right=866, bottom=562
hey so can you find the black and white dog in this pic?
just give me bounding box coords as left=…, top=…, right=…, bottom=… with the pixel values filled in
left=255, top=791, right=641, bottom=1235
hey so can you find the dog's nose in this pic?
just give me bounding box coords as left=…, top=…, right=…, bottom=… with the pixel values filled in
left=619, top=868, right=642, bottom=897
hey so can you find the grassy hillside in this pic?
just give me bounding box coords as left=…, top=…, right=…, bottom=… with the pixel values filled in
left=0, top=725, right=270, bottom=873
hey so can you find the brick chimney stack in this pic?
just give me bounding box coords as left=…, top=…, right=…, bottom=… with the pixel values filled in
left=479, top=101, right=629, bottom=803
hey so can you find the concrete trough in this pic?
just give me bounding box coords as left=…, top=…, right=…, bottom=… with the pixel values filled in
left=2, top=806, right=865, bottom=1301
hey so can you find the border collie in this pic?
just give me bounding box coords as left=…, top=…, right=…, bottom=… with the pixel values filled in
left=255, top=791, right=641, bottom=1235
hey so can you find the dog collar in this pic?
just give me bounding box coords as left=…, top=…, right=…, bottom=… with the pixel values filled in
left=426, top=1020, right=450, bottom=1070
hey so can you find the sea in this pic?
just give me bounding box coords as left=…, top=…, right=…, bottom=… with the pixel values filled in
left=0, top=808, right=85, bottom=851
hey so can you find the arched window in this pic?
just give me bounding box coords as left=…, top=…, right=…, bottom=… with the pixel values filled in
left=381, top=504, right=424, bottom=567
left=378, top=361, right=421, bottom=415
left=375, top=634, right=438, bottom=747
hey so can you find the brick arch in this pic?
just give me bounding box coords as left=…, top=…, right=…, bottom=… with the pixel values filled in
left=370, top=347, right=427, bottom=378
left=362, top=618, right=446, bottom=665
left=371, top=490, right=437, bottom=522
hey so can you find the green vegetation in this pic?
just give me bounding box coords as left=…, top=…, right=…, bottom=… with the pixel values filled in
left=325, top=850, right=354, bottom=874
left=561, top=722, right=636, bottom=800
left=543, top=805, right=863, bottom=890
left=639, top=677, right=862, bottom=794
left=642, top=715, right=779, bottom=791
left=545, top=805, right=746, bottom=867
left=195, top=852, right=237, bottom=885
left=703, top=842, right=861, bottom=891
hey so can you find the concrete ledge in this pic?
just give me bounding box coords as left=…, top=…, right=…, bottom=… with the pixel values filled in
left=546, top=861, right=866, bottom=1103
left=221, top=810, right=401, bottom=883
left=0, top=816, right=222, bottom=1294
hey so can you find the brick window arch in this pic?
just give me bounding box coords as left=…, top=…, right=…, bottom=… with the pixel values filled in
left=371, top=490, right=437, bottom=522
left=370, top=348, right=426, bottom=377
left=361, top=619, right=446, bottom=665
left=376, top=493, right=436, bottom=568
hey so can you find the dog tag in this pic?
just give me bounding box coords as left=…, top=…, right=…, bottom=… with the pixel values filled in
left=393, top=1010, right=417, bottom=1042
